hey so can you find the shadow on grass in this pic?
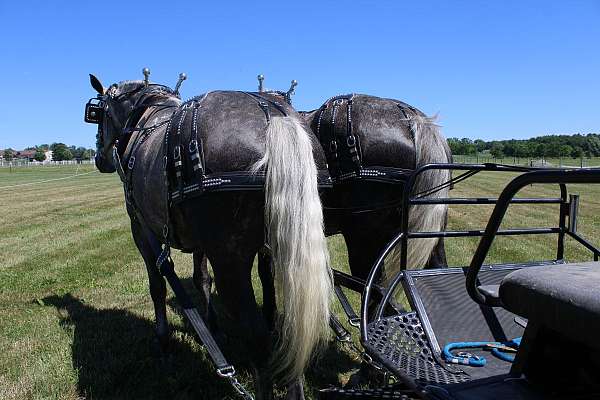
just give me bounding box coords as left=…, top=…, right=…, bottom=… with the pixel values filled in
left=43, top=293, right=235, bottom=400
left=44, top=278, right=360, bottom=399
left=166, top=276, right=361, bottom=398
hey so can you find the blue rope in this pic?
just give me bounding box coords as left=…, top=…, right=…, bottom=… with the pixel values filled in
left=442, top=337, right=521, bottom=367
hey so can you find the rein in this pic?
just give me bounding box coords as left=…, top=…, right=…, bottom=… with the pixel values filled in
left=323, top=169, right=471, bottom=215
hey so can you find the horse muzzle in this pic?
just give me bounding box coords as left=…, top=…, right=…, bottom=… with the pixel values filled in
left=95, top=153, right=116, bottom=173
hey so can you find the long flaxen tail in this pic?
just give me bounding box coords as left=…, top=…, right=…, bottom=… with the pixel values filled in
left=386, top=113, right=451, bottom=282
left=252, top=116, right=332, bottom=383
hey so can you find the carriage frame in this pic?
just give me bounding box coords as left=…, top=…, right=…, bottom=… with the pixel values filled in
left=324, top=163, right=600, bottom=400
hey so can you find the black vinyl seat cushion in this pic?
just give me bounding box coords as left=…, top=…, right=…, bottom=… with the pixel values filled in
left=499, top=262, right=600, bottom=348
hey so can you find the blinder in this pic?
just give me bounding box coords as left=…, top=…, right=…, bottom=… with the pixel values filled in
left=84, top=96, right=105, bottom=124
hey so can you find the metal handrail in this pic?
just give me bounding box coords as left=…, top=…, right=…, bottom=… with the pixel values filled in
left=466, top=168, right=600, bottom=307
left=359, top=164, right=600, bottom=349
left=398, top=163, right=573, bottom=271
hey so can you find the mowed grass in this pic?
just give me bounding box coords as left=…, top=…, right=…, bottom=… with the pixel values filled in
left=1, top=165, right=599, bottom=399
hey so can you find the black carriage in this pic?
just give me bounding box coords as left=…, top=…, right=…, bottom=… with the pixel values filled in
left=322, top=163, right=600, bottom=400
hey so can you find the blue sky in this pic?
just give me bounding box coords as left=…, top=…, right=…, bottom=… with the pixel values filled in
left=1, top=1, right=599, bottom=149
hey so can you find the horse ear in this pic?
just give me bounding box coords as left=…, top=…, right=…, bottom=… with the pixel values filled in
left=89, top=74, right=105, bottom=95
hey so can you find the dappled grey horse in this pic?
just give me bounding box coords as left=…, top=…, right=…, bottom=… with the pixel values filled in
left=87, top=73, right=332, bottom=399
left=302, top=94, right=452, bottom=283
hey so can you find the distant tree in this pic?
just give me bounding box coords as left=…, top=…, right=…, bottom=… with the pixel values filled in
left=34, top=150, right=46, bottom=162
left=503, top=140, right=516, bottom=157
left=447, top=138, right=463, bottom=155
left=52, top=143, right=73, bottom=161
left=474, top=139, right=487, bottom=153
left=586, top=135, right=600, bottom=157
left=546, top=143, right=560, bottom=158
left=490, top=143, right=504, bottom=159
left=72, top=146, right=88, bottom=159
left=558, top=145, right=573, bottom=158
left=460, top=138, right=477, bottom=155
left=39, top=144, right=49, bottom=151
left=82, top=149, right=94, bottom=159
left=534, top=143, right=547, bottom=159
left=446, top=133, right=600, bottom=160
left=3, top=148, right=14, bottom=161
left=572, top=146, right=584, bottom=159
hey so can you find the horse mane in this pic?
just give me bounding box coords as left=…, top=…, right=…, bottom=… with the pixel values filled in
left=113, top=80, right=178, bottom=98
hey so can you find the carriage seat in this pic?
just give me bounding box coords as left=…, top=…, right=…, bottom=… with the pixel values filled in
left=499, top=261, right=600, bottom=348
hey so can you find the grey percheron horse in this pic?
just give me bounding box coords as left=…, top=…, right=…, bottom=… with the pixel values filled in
left=89, top=75, right=332, bottom=399
left=302, top=94, right=452, bottom=284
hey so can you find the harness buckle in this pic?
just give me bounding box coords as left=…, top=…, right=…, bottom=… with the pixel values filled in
left=127, top=156, right=136, bottom=170
left=227, top=376, right=254, bottom=399
left=173, top=146, right=181, bottom=160
left=329, top=140, right=338, bottom=153
left=335, top=332, right=352, bottom=343
left=189, top=139, right=198, bottom=153
left=216, top=366, right=236, bottom=378
left=360, top=352, right=383, bottom=370
left=346, top=135, right=356, bottom=147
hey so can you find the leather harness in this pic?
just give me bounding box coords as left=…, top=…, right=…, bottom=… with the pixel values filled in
left=315, top=94, right=413, bottom=185
left=109, top=90, right=332, bottom=249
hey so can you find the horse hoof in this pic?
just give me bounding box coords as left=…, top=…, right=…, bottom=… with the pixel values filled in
left=285, top=382, right=305, bottom=400
left=151, top=335, right=170, bottom=358
left=344, top=362, right=382, bottom=388
left=344, top=368, right=364, bottom=388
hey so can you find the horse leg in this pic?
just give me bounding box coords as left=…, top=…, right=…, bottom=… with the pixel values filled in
left=342, top=227, right=386, bottom=282
left=208, top=246, right=274, bottom=400
left=130, top=218, right=169, bottom=356
left=426, top=238, right=448, bottom=268
left=285, top=379, right=305, bottom=400
left=192, top=251, right=219, bottom=333
left=342, top=219, right=400, bottom=388
left=257, top=249, right=276, bottom=330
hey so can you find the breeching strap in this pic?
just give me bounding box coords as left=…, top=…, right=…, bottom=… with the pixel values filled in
left=156, top=256, right=254, bottom=399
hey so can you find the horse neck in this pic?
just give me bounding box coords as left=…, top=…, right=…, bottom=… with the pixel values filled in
left=117, top=93, right=181, bottom=155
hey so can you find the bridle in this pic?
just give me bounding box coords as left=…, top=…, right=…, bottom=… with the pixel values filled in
left=84, top=83, right=178, bottom=167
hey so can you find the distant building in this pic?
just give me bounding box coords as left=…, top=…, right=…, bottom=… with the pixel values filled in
left=45, top=150, right=53, bottom=162
left=16, top=149, right=37, bottom=161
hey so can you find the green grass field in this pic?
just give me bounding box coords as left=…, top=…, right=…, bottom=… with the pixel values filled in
left=1, top=165, right=599, bottom=399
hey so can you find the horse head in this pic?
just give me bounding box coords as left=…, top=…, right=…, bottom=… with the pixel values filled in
left=86, top=73, right=177, bottom=173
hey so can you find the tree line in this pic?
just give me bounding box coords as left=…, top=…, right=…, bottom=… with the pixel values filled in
left=447, top=133, right=600, bottom=159
left=3, top=143, right=95, bottom=162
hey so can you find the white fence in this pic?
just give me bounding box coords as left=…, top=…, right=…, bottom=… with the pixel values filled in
left=0, top=159, right=95, bottom=168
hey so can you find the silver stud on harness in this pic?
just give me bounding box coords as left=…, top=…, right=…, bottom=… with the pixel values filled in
left=142, top=67, right=150, bottom=87
left=257, top=74, right=264, bottom=92
left=285, top=79, right=298, bottom=104
left=174, top=72, right=187, bottom=96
